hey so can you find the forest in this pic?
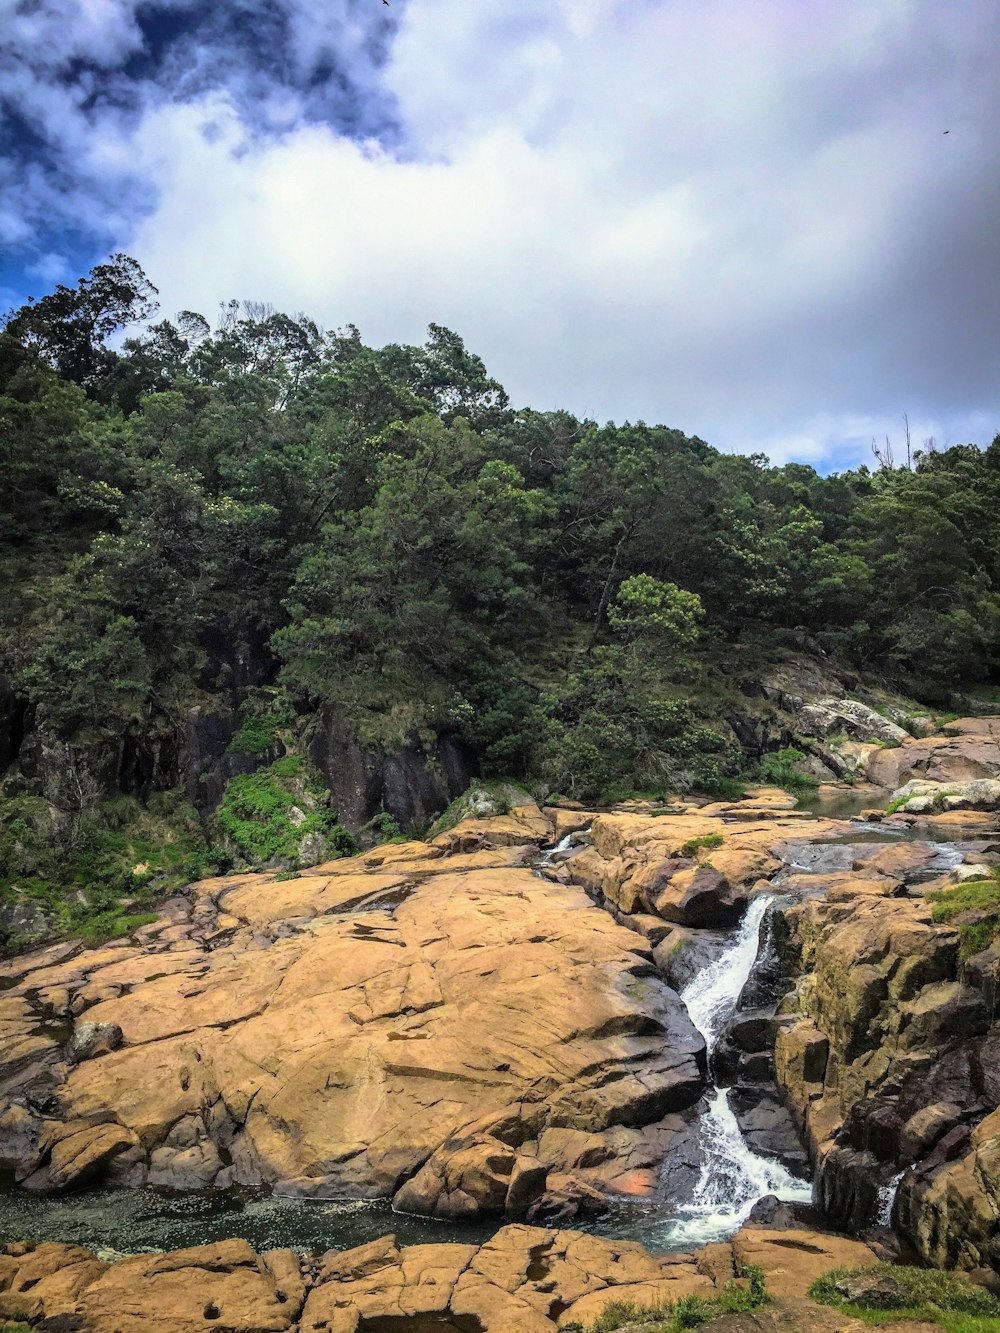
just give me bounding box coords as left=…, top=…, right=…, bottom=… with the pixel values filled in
left=1, top=255, right=999, bottom=945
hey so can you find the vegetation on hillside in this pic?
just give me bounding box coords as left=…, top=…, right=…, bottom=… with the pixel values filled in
left=1, top=256, right=999, bottom=945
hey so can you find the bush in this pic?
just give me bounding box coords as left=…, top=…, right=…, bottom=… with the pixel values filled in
left=216, top=757, right=356, bottom=867
left=755, top=746, right=818, bottom=794
left=0, top=789, right=225, bottom=955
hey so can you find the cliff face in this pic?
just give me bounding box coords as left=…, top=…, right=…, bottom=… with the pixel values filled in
left=765, top=721, right=1000, bottom=1270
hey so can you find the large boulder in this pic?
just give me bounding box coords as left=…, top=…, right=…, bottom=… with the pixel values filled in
left=0, top=827, right=706, bottom=1216
left=867, top=723, right=1000, bottom=789
left=887, top=778, right=1000, bottom=814
left=798, top=699, right=909, bottom=747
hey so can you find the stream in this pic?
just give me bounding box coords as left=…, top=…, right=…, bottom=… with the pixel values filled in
left=0, top=807, right=976, bottom=1257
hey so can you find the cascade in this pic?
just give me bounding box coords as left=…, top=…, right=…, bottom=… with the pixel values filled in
left=662, top=895, right=812, bottom=1247
left=875, top=1170, right=905, bottom=1227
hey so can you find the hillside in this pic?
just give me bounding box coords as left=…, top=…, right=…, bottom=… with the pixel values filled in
left=2, top=256, right=1000, bottom=949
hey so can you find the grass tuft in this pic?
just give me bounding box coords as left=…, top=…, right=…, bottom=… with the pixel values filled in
left=927, top=871, right=1000, bottom=959
left=810, top=1263, right=1000, bottom=1331
left=580, top=1264, right=768, bottom=1331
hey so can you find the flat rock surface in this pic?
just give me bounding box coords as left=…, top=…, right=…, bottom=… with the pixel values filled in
left=0, top=805, right=707, bottom=1214
left=0, top=1223, right=882, bottom=1333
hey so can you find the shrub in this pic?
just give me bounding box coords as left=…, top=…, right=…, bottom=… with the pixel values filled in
left=216, top=758, right=356, bottom=868
left=755, top=746, right=818, bottom=794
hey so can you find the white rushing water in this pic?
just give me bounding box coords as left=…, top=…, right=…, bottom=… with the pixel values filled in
left=662, top=894, right=812, bottom=1247
left=875, top=1170, right=905, bottom=1227
left=539, top=832, right=578, bottom=864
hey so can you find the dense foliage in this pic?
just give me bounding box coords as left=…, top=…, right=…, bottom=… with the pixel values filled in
left=2, top=255, right=999, bottom=822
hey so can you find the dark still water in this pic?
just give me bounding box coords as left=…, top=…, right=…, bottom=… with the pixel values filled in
left=0, top=1186, right=501, bottom=1255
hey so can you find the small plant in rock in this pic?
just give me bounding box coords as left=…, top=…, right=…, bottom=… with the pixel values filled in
left=680, top=833, right=724, bottom=857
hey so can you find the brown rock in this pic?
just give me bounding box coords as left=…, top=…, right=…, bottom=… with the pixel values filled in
left=21, top=1120, right=138, bottom=1193
left=730, top=1228, right=879, bottom=1299
left=1, top=846, right=705, bottom=1210
left=77, top=1238, right=296, bottom=1332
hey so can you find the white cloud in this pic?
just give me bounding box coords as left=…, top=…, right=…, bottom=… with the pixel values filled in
left=8, top=0, right=1000, bottom=470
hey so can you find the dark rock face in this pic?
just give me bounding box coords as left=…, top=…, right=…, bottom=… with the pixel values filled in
left=183, top=707, right=282, bottom=812
left=729, top=1088, right=810, bottom=1175
left=309, top=708, right=477, bottom=832
left=0, top=677, right=28, bottom=772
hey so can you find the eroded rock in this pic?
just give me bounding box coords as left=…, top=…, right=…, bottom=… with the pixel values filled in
left=0, top=802, right=706, bottom=1216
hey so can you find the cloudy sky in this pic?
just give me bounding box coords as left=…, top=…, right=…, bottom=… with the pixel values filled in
left=2, top=0, right=998, bottom=469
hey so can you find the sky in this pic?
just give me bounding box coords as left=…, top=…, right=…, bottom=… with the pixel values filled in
left=2, top=0, right=999, bottom=470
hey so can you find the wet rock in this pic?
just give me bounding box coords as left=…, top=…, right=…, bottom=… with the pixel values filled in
left=654, top=927, right=727, bottom=991
left=729, top=1089, right=810, bottom=1174
left=745, top=1195, right=810, bottom=1229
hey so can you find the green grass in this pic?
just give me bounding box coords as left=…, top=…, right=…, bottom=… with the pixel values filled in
left=76, top=909, right=160, bottom=945
left=569, top=1265, right=768, bottom=1332
left=754, top=746, right=819, bottom=795
left=680, top=833, right=724, bottom=857
left=927, top=871, right=1000, bottom=959
left=810, top=1264, right=1000, bottom=1331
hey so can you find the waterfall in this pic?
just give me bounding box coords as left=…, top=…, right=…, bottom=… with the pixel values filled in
left=662, top=895, right=812, bottom=1247
left=539, top=832, right=578, bottom=864
left=875, top=1170, right=905, bottom=1226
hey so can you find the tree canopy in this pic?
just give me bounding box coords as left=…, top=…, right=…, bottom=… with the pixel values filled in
left=2, top=256, right=999, bottom=802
